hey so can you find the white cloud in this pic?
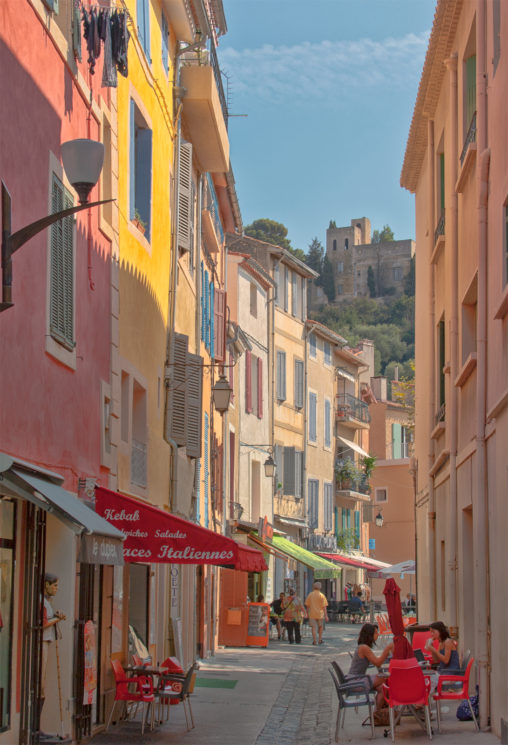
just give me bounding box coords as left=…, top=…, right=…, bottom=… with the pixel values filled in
left=220, top=32, right=429, bottom=106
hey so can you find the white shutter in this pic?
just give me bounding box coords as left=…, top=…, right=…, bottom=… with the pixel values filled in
left=177, top=141, right=192, bottom=252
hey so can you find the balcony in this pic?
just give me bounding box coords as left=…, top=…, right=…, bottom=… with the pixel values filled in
left=460, top=112, right=477, bottom=166
left=306, top=533, right=338, bottom=552
left=180, top=45, right=229, bottom=173
left=336, top=393, right=370, bottom=429
left=434, top=212, right=445, bottom=246
left=201, top=173, right=224, bottom=251
left=274, top=493, right=306, bottom=522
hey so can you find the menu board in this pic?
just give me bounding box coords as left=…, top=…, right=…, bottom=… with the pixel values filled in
left=246, top=603, right=270, bottom=647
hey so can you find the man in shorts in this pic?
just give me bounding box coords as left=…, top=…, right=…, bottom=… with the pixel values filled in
left=305, top=581, right=328, bottom=645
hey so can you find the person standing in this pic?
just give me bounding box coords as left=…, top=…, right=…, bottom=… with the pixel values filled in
left=305, top=581, right=328, bottom=645
left=282, top=588, right=305, bottom=644
left=40, top=573, right=66, bottom=733
left=270, top=592, right=285, bottom=640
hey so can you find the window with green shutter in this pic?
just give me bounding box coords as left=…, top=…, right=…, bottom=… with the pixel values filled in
left=391, top=422, right=402, bottom=459
left=465, top=55, right=476, bottom=129
left=49, top=175, right=74, bottom=350
left=439, top=153, right=445, bottom=213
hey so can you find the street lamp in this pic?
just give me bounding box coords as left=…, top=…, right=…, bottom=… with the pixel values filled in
left=1, top=138, right=112, bottom=311
left=263, top=455, right=275, bottom=478
left=212, top=374, right=233, bottom=414
left=375, top=511, right=384, bottom=528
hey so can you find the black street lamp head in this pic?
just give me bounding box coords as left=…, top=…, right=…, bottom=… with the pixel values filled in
left=61, top=139, right=104, bottom=204
left=263, top=455, right=275, bottom=478
left=375, top=511, right=384, bottom=528
left=212, top=374, right=233, bottom=414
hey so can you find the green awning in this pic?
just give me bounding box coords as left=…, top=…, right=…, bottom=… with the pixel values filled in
left=271, top=536, right=341, bottom=579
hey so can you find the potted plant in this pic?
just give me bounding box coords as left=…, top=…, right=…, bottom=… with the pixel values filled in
left=358, top=454, right=377, bottom=494
left=335, top=458, right=362, bottom=490
left=132, top=209, right=147, bottom=235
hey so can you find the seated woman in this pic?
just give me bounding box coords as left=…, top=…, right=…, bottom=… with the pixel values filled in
left=346, top=623, right=394, bottom=710
left=425, top=621, right=461, bottom=672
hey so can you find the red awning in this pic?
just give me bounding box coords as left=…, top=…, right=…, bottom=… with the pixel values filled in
left=95, top=487, right=267, bottom=572
left=318, top=552, right=376, bottom=570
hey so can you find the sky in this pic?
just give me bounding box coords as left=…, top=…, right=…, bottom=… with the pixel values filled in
left=218, top=0, right=437, bottom=252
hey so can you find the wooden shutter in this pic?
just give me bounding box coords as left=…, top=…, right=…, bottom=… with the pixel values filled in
left=245, top=350, right=252, bottom=413
left=210, top=282, right=215, bottom=358
left=291, top=272, right=297, bottom=315
left=283, top=266, right=289, bottom=311
left=283, top=447, right=295, bottom=495
left=294, top=360, right=303, bottom=409
left=165, top=332, right=188, bottom=446
left=200, top=262, right=205, bottom=340
left=49, top=175, right=74, bottom=349
left=177, top=142, right=193, bottom=252
left=214, top=289, right=226, bottom=361
left=276, top=351, right=286, bottom=401
left=274, top=445, right=284, bottom=488
left=440, top=153, right=445, bottom=211
left=309, top=392, right=317, bottom=441
left=392, top=422, right=402, bottom=459
left=354, top=510, right=360, bottom=542
left=294, top=450, right=302, bottom=498
left=229, top=431, right=235, bottom=515
left=204, top=413, right=209, bottom=527
left=257, top=357, right=263, bottom=418
left=185, top=352, right=203, bottom=458
left=274, top=262, right=280, bottom=307
left=204, top=270, right=210, bottom=348
left=161, top=13, right=169, bottom=72
left=324, top=399, right=331, bottom=447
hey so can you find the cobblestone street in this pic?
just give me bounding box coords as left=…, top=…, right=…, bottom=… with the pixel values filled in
left=94, top=624, right=498, bottom=745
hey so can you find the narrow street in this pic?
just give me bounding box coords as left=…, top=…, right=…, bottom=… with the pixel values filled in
left=94, top=624, right=498, bottom=745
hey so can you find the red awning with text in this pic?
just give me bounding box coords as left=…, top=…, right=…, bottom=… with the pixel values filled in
left=95, top=487, right=267, bottom=572
left=318, top=552, right=377, bottom=570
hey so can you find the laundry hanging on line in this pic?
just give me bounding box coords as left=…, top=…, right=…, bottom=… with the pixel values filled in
left=81, top=6, right=130, bottom=86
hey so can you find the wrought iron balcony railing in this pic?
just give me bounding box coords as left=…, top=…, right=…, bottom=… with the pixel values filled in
left=336, top=393, right=370, bottom=424
left=204, top=173, right=224, bottom=244
left=460, top=112, right=477, bottom=165
left=434, top=213, right=445, bottom=245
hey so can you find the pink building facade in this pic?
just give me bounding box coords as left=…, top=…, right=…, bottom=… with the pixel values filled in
left=401, top=0, right=508, bottom=734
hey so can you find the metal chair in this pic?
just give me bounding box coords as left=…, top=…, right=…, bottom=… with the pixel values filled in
left=433, top=657, right=478, bottom=732
left=329, top=666, right=375, bottom=740
left=157, top=662, right=197, bottom=730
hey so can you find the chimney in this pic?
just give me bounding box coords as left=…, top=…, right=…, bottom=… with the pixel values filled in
left=370, top=376, right=387, bottom=402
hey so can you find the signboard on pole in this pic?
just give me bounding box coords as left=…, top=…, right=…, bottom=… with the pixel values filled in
left=246, top=603, right=270, bottom=647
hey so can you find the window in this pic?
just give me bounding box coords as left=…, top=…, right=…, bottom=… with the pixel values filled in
left=283, top=266, right=289, bottom=311
left=300, top=276, right=306, bottom=320
left=276, top=350, right=286, bottom=401
left=214, top=288, right=226, bottom=361
left=337, top=284, right=343, bottom=295
left=294, top=359, right=304, bottom=409
left=161, top=12, right=169, bottom=74
left=137, top=0, right=150, bottom=60
left=401, top=426, right=411, bottom=458
left=465, top=55, right=476, bottom=129
left=165, top=333, right=203, bottom=457
left=294, top=450, right=303, bottom=498
left=250, top=283, right=257, bottom=317
left=309, top=334, right=317, bottom=358
left=200, top=265, right=215, bottom=356
left=333, top=239, right=337, bottom=251
left=375, top=488, right=388, bottom=503
left=354, top=510, right=360, bottom=543
left=324, top=341, right=331, bottom=365
left=391, top=422, right=402, bottom=459
left=131, top=380, right=147, bottom=487
left=49, top=175, right=74, bottom=350
left=245, top=352, right=263, bottom=418
left=438, top=317, right=446, bottom=416
left=393, top=267, right=402, bottom=281
left=461, top=275, right=477, bottom=364
left=308, top=479, right=319, bottom=530
left=204, top=412, right=209, bottom=527
left=493, top=0, right=501, bottom=73
left=274, top=261, right=281, bottom=306
left=344, top=238, right=349, bottom=250
left=324, top=398, right=331, bottom=447
left=324, top=483, right=333, bottom=532
left=130, top=100, right=152, bottom=240
left=505, top=205, right=508, bottom=285
left=42, top=0, right=58, bottom=10
left=337, top=261, right=343, bottom=273
left=309, top=392, right=317, bottom=443
left=291, top=272, right=297, bottom=316
left=439, top=152, right=445, bottom=214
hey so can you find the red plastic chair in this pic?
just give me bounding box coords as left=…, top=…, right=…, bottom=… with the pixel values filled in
left=411, top=630, right=437, bottom=663
left=433, top=657, right=479, bottom=732
left=107, top=659, right=155, bottom=734
left=383, top=659, right=433, bottom=741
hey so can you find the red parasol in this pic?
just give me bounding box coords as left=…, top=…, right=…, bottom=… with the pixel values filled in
left=383, top=578, right=414, bottom=659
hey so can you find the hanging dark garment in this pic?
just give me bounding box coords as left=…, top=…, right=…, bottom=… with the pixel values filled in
left=82, top=8, right=101, bottom=75
left=101, top=11, right=118, bottom=87
left=111, top=10, right=130, bottom=78
left=72, top=3, right=82, bottom=62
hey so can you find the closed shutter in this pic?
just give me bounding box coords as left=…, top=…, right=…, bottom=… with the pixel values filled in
left=294, top=450, right=302, bottom=498
left=284, top=266, right=289, bottom=311
left=291, top=272, right=297, bottom=315
left=210, top=282, right=215, bottom=358
left=283, top=447, right=295, bottom=495
left=49, top=175, right=74, bottom=349
left=161, top=13, right=169, bottom=73
left=200, top=262, right=205, bottom=341
left=301, top=277, right=306, bottom=320
left=137, top=0, right=150, bottom=58
left=309, top=392, right=317, bottom=442
left=185, top=353, right=203, bottom=458
left=392, top=422, right=402, bottom=459
left=228, top=351, right=235, bottom=403
left=440, top=153, right=445, bottom=212
left=294, top=360, right=304, bottom=409
left=165, top=333, right=189, bottom=446
left=177, top=141, right=192, bottom=252
left=354, top=510, right=360, bottom=542
left=324, top=399, right=331, bottom=447
left=257, top=357, right=263, bottom=418
left=274, top=445, right=284, bottom=489
left=276, top=351, right=286, bottom=401
left=214, top=289, right=226, bottom=361
left=204, top=270, right=210, bottom=349
left=308, top=480, right=318, bottom=530
left=204, top=412, right=209, bottom=528
left=274, top=262, right=280, bottom=307
left=245, top=350, right=252, bottom=413
left=195, top=459, right=201, bottom=522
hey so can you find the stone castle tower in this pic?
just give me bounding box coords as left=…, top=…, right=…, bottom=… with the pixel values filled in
left=309, top=217, right=415, bottom=308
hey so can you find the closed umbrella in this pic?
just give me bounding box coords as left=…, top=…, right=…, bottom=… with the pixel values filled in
left=383, top=578, right=414, bottom=659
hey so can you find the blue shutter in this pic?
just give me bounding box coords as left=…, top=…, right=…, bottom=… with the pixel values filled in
left=204, top=270, right=209, bottom=349
left=324, top=399, right=331, bottom=447
left=210, top=282, right=215, bottom=358
left=129, top=100, right=136, bottom=219
left=334, top=506, right=339, bottom=540
left=137, top=0, right=150, bottom=59
left=161, top=13, right=169, bottom=73
left=354, top=510, right=360, bottom=543
left=204, top=413, right=209, bottom=528
left=195, top=459, right=201, bottom=522
left=309, top=393, right=317, bottom=442
left=341, top=508, right=347, bottom=531
left=136, top=127, right=152, bottom=240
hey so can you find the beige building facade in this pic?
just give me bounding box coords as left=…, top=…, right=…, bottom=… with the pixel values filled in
left=401, top=0, right=508, bottom=734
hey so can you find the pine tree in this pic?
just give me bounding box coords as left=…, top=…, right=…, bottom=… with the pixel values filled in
left=367, top=265, right=376, bottom=297
left=321, top=255, right=335, bottom=302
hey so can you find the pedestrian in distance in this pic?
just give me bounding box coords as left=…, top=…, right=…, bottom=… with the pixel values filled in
left=270, top=592, right=285, bottom=640
left=305, top=581, right=328, bottom=645
left=282, top=588, right=305, bottom=644
left=346, top=622, right=393, bottom=711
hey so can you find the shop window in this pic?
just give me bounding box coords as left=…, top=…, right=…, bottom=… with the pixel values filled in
left=128, top=564, right=150, bottom=657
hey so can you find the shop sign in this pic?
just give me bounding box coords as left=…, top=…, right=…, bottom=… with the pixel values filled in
left=258, top=516, right=273, bottom=543
left=78, top=534, right=124, bottom=566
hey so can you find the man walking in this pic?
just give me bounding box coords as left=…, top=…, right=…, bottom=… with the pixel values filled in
left=305, top=581, right=328, bottom=645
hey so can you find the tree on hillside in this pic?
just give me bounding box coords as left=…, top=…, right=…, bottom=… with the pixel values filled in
left=372, top=224, right=395, bottom=243
left=321, top=255, right=335, bottom=302
left=367, top=265, right=376, bottom=297
left=404, top=255, right=415, bottom=296
left=244, top=218, right=292, bottom=250
left=306, top=238, right=324, bottom=275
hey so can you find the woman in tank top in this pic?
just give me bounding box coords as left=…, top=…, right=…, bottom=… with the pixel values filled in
left=425, top=621, right=461, bottom=672
left=346, top=623, right=394, bottom=710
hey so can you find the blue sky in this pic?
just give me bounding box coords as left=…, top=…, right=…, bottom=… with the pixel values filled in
left=219, top=0, right=436, bottom=252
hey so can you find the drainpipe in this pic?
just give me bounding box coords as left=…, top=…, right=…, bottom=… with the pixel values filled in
left=445, top=53, right=459, bottom=631
left=427, top=118, right=437, bottom=620
left=475, top=0, right=490, bottom=727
